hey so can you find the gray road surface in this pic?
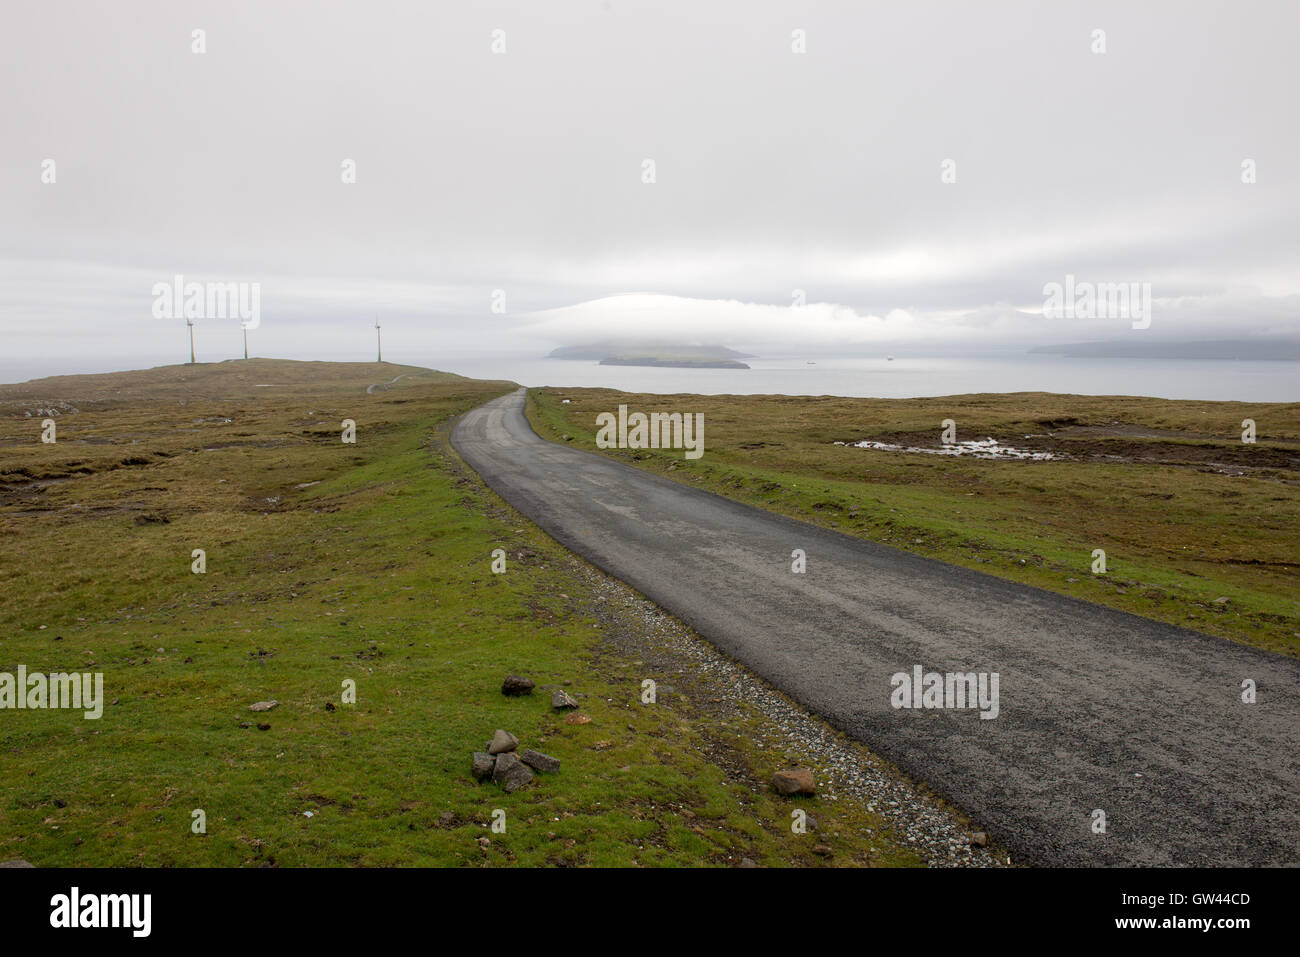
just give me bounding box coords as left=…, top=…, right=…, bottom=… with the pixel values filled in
left=451, top=388, right=1299, bottom=866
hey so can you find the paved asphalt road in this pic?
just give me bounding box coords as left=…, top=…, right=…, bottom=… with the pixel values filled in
left=451, top=388, right=1300, bottom=866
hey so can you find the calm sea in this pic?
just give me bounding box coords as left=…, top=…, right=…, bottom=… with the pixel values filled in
left=2, top=353, right=1296, bottom=403
left=432, top=354, right=1299, bottom=403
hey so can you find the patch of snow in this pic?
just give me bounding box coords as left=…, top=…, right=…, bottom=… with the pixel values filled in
left=834, top=437, right=1056, bottom=461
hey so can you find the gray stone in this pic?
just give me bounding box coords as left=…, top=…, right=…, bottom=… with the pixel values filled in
left=552, top=689, right=579, bottom=710
left=502, top=765, right=533, bottom=793
left=487, top=730, right=518, bottom=755
left=0, top=860, right=34, bottom=868
left=519, top=749, right=560, bottom=774
left=471, top=751, right=495, bottom=780
left=492, top=751, right=521, bottom=780
left=501, top=675, right=535, bottom=696
left=248, top=700, right=278, bottom=712
left=492, top=752, right=534, bottom=792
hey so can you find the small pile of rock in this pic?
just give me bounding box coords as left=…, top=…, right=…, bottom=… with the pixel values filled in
left=472, top=729, right=560, bottom=793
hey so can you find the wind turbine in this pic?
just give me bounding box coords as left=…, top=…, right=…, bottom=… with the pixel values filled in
left=242, top=320, right=250, bottom=359
left=375, top=316, right=382, bottom=363
left=187, top=318, right=196, bottom=364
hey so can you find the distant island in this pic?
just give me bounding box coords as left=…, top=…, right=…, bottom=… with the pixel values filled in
left=549, top=340, right=752, bottom=369
left=1029, top=339, right=1300, bottom=360
left=599, top=356, right=750, bottom=369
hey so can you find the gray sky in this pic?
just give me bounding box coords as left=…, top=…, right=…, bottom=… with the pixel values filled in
left=2, top=0, right=1297, bottom=371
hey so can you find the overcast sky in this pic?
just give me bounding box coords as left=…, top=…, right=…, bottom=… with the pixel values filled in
left=2, top=0, right=1297, bottom=373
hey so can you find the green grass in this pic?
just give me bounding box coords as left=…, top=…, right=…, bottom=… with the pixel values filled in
left=0, top=360, right=923, bottom=867
left=529, top=387, right=1300, bottom=658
